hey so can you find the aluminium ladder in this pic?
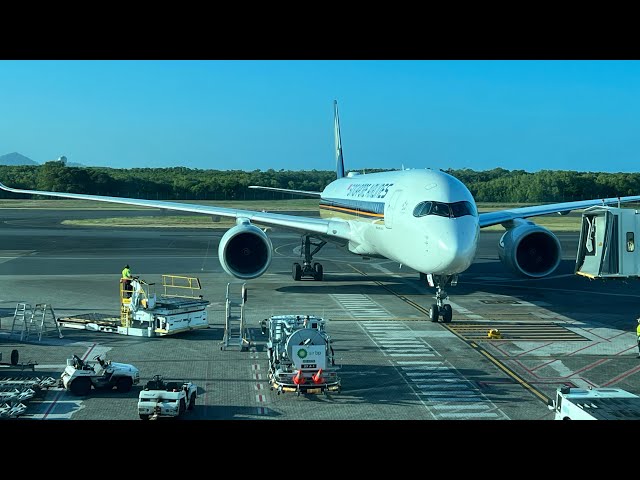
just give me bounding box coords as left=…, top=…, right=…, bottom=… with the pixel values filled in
left=221, top=283, right=249, bottom=351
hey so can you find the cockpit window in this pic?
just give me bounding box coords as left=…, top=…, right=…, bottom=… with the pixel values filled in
left=413, top=200, right=477, bottom=218
left=412, top=201, right=433, bottom=217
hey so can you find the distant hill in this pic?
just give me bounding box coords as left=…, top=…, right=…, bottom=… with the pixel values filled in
left=0, top=152, right=38, bottom=166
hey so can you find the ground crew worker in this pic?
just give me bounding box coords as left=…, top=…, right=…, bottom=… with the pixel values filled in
left=122, top=264, right=133, bottom=298
left=636, top=318, right=640, bottom=358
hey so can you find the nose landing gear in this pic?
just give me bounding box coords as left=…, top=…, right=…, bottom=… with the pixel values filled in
left=424, top=274, right=457, bottom=323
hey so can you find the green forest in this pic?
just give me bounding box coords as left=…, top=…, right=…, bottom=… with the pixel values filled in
left=0, top=161, right=638, bottom=203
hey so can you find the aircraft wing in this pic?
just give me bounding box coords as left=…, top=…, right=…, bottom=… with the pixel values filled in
left=479, top=195, right=640, bottom=228
left=0, top=181, right=351, bottom=240
left=248, top=186, right=322, bottom=198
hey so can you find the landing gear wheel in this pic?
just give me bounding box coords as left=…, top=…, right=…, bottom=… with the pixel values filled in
left=442, top=304, right=453, bottom=323
left=429, top=304, right=439, bottom=323
left=115, top=377, right=133, bottom=393
left=313, top=263, right=323, bottom=281
left=69, top=377, right=92, bottom=396
left=292, top=263, right=302, bottom=281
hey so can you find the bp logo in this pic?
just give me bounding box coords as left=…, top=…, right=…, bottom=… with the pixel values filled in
left=297, top=348, right=307, bottom=358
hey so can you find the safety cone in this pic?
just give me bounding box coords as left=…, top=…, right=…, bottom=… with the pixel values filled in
left=312, top=368, right=324, bottom=384
left=292, top=370, right=305, bottom=385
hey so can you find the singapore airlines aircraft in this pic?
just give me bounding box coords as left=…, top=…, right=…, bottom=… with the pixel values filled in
left=2, top=101, right=639, bottom=323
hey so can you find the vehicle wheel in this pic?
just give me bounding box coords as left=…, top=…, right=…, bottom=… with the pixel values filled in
left=419, top=272, right=426, bottom=281
left=188, top=393, right=196, bottom=411
left=429, top=304, right=439, bottom=323
left=442, top=304, right=453, bottom=323
left=314, top=263, right=323, bottom=281
left=140, top=414, right=150, bottom=421
left=292, top=263, right=302, bottom=281
left=69, top=377, right=92, bottom=396
left=115, top=377, right=133, bottom=393
left=10, top=349, right=19, bottom=366
left=179, top=398, right=186, bottom=415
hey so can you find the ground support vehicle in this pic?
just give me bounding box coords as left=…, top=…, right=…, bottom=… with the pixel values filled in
left=60, top=354, right=140, bottom=396
left=548, top=386, right=640, bottom=420
left=57, top=275, right=209, bottom=337
left=261, top=314, right=340, bottom=396
left=137, top=375, right=197, bottom=420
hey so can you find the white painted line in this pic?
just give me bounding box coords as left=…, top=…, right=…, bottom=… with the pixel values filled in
left=390, top=353, right=436, bottom=357
left=419, top=396, right=484, bottom=402
left=432, top=404, right=492, bottom=410
left=466, top=314, right=485, bottom=319
left=438, top=412, right=499, bottom=419
left=397, top=361, right=442, bottom=365
left=400, top=365, right=457, bottom=376
left=415, top=384, right=469, bottom=389
left=419, top=391, right=483, bottom=397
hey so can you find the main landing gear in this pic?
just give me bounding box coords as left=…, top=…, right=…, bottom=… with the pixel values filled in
left=420, top=273, right=457, bottom=323
left=292, top=235, right=327, bottom=281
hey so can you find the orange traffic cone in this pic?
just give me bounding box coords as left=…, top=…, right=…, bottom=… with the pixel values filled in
left=293, top=370, right=306, bottom=385
left=312, top=368, right=324, bottom=384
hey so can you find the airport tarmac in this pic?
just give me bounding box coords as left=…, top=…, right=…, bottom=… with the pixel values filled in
left=2, top=208, right=640, bottom=421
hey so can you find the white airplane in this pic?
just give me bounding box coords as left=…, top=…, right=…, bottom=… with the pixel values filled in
left=2, top=101, right=640, bottom=323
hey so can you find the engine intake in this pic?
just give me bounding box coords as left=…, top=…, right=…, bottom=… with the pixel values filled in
left=498, top=220, right=562, bottom=278
left=218, top=220, right=273, bottom=279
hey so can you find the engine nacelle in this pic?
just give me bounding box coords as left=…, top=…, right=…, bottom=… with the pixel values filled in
left=218, top=220, right=273, bottom=279
left=498, top=219, right=562, bottom=278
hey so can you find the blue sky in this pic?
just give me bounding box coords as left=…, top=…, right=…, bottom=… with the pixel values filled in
left=1, top=60, right=639, bottom=173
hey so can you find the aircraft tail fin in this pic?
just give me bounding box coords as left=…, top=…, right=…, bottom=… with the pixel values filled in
left=334, top=100, right=345, bottom=179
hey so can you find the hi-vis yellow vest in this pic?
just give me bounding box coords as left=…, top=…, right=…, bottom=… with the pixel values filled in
left=122, top=267, right=131, bottom=279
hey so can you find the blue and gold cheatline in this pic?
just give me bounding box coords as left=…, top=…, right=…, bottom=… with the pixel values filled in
left=319, top=197, right=385, bottom=222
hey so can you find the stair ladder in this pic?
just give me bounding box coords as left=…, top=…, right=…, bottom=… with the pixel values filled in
left=10, top=303, right=32, bottom=341
left=28, top=304, right=64, bottom=342
left=221, top=283, right=249, bottom=351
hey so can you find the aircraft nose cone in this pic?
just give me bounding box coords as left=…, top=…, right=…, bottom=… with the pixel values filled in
left=437, top=224, right=477, bottom=273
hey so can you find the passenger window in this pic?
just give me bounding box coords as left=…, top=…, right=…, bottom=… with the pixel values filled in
left=627, top=232, right=635, bottom=252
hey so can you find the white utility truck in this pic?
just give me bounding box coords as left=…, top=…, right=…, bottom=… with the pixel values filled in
left=548, top=386, right=640, bottom=420
left=60, top=354, right=140, bottom=396
left=137, top=374, right=197, bottom=420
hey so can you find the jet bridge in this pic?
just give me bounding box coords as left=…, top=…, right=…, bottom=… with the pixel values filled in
left=575, top=206, right=640, bottom=279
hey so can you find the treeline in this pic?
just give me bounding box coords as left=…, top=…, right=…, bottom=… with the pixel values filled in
left=0, top=162, right=638, bottom=203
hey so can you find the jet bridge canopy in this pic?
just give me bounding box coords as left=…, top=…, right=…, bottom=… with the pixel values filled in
left=575, top=206, right=640, bottom=279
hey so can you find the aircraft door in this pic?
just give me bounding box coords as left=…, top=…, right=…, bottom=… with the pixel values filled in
left=385, top=190, right=403, bottom=229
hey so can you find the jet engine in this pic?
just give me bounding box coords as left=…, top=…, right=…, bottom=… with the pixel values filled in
left=497, top=219, right=562, bottom=278
left=218, top=220, right=273, bottom=279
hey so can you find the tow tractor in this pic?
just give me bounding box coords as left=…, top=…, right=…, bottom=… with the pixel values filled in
left=548, top=386, right=640, bottom=420
left=57, top=274, right=210, bottom=338
left=137, top=374, right=197, bottom=420
left=60, top=354, right=140, bottom=396
left=260, top=315, right=340, bottom=396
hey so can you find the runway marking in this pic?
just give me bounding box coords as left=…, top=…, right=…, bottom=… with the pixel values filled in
left=331, top=294, right=393, bottom=319
left=360, top=322, right=506, bottom=419
left=447, top=323, right=588, bottom=342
